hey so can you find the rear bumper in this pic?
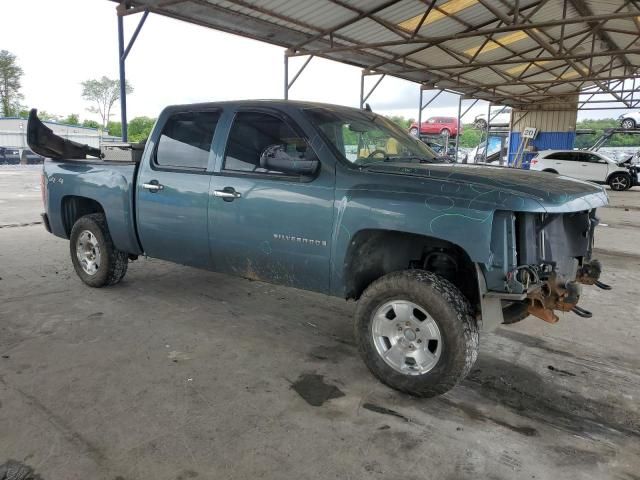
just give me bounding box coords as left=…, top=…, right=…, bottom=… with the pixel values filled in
left=41, top=213, right=51, bottom=233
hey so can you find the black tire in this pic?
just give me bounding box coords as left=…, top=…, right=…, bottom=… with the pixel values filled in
left=70, top=213, right=128, bottom=287
left=621, top=118, right=636, bottom=130
left=354, top=270, right=479, bottom=397
left=409, top=127, right=419, bottom=137
left=608, top=172, right=631, bottom=191
left=440, top=128, right=451, bottom=138
left=474, top=120, right=487, bottom=130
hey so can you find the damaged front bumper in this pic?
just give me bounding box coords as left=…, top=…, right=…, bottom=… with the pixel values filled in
left=478, top=209, right=610, bottom=330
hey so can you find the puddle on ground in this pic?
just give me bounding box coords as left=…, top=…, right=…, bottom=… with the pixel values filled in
left=291, top=373, right=345, bottom=406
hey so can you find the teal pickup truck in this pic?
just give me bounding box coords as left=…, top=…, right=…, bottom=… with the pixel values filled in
left=29, top=101, right=610, bottom=398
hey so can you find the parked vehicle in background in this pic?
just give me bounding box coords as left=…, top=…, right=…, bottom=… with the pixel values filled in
left=0, top=147, right=44, bottom=165
left=474, top=107, right=511, bottom=130
left=409, top=116, right=460, bottom=138
left=530, top=149, right=636, bottom=191
left=0, top=147, right=20, bottom=164
left=467, top=135, right=509, bottom=164
left=422, top=140, right=461, bottom=163
left=31, top=101, right=610, bottom=398
left=618, top=111, right=640, bottom=129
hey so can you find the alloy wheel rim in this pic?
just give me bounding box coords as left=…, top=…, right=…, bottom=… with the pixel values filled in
left=612, top=177, right=628, bottom=190
left=371, top=300, right=442, bottom=375
left=76, top=230, right=101, bottom=275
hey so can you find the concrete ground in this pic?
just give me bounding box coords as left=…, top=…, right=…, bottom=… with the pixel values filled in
left=1, top=165, right=638, bottom=480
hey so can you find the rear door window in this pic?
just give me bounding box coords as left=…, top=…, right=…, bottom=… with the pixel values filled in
left=155, top=111, right=220, bottom=171
left=546, top=152, right=575, bottom=161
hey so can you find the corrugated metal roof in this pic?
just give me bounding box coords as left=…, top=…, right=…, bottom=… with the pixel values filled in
left=113, top=0, right=640, bottom=106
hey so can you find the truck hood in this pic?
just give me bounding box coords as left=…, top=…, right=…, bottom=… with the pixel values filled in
left=364, top=162, right=609, bottom=212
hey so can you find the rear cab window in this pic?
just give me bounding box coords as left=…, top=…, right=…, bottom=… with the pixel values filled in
left=154, top=111, right=220, bottom=171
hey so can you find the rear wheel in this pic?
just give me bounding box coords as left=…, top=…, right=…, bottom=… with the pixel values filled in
left=608, top=172, right=631, bottom=191
left=70, top=213, right=128, bottom=287
left=354, top=270, right=479, bottom=397
left=409, top=127, right=419, bottom=137
left=621, top=118, right=636, bottom=129
left=440, top=128, right=451, bottom=138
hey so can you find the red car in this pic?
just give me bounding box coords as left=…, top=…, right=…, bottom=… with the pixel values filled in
left=409, top=116, right=461, bottom=138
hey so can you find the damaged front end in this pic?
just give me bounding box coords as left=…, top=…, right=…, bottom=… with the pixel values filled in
left=479, top=209, right=611, bottom=329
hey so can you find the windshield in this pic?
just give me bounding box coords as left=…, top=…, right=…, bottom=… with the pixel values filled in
left=305, top=107, right=442, bottom=167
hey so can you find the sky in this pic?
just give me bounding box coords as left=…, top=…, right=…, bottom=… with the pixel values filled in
left=1, top=0, right=628, bottom=125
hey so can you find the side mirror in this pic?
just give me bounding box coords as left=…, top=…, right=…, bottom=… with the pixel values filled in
left=260, top=144, right=319, bottom=176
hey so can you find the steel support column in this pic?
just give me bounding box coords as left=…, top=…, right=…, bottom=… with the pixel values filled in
left=118, top=15, right=127, bottom=141
left=284, top=51, right=314, bottom=100
left=416, top=86, right=443, bottom=137
left=455, top=95, right=462, bottom=163
left=359, top=71, right=386, bottom=109
left=116, top=6, right=149, bottom=142
left=483, top=102, right=491, bottom=162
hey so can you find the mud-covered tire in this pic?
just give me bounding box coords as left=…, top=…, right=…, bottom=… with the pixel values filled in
left=70, top=213, right=128, bottom=288
left=354, top=270, right=479, bottom=397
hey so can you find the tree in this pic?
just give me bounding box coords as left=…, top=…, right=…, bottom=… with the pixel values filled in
left=81, top=76, right=133, bottom=129
left=0, top=50, right=24, bottom=117
left=107, top=121, right=122, bottom=138
left=62, top=113, right=80, bottom=126
left=36, top=111, right=62, bottom=122
left=386, top=115, right=415, bottom=130
left=82, top=119, right=102, bottom=130
left=128, top=116, right=156, bottom=142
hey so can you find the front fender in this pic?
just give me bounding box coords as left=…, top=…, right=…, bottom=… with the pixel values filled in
left=329, top=180, right=539, bottom=296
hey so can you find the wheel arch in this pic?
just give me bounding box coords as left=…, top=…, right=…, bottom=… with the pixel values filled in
left=605, top=170, right=631, bottom=184
left=61, top=195, right=105, bottom=237
left=343, top=228, right=479, bottom=311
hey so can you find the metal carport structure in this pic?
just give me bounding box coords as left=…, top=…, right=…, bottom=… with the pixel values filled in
left=112, top=0, right=640, bottom=159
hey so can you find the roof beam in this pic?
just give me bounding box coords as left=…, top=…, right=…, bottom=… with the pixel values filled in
left=293, top=12, right=638, bottom=56
left=293, top=0, right=401, bottom=50
left=393, top=48, right=640, bottom=71
left=567, top=0, right=632, bottom=69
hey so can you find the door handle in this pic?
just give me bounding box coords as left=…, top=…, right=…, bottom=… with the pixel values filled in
left=213, top=187, right=242, bottom=201
left=142, top=181, right=164, bottom=192
left=581, top=164, right=588, bottom=166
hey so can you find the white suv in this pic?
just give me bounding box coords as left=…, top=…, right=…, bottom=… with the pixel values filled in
left=530, top=149, right=633, bottom=191
left=619, top=111, right=640, bottom=129
left=474, top=107, right=511, bottom=130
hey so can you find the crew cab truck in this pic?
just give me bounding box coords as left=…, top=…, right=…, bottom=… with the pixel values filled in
left=29, top=102, right=611, bottom=398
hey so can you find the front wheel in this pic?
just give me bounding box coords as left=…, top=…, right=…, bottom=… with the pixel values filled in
left=608, top=173, right=631, bottom=191
left=354, top=270, right=479, bottom=397
left=621, top=118, right=636, bottom=129
left=440, top=128, right=451, bottom=138
left=70, top=213, right=128, bottom=287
